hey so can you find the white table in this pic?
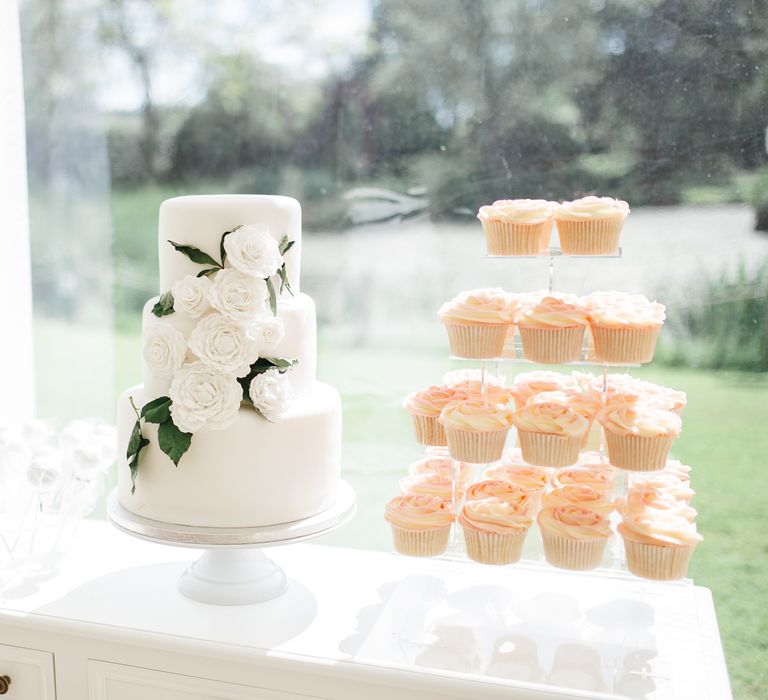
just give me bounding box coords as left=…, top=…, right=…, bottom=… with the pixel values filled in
left=0, top=521, right=731, bottom=699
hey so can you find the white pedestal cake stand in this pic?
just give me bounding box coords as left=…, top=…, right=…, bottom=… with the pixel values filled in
left=106, top=481, right=356, bottom=606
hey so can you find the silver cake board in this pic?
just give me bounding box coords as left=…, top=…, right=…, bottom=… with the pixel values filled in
left=107, top=481, right=356, bottom=606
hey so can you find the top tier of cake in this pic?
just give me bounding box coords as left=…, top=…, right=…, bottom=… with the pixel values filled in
left=158, top=195, right=302, bottom=293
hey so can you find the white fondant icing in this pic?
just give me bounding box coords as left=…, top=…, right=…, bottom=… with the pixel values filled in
left=158, top=195, right=302, bottom=294
left=117, top=383, right=342, bottom=528
left=141, top=293, right=318, bottom=400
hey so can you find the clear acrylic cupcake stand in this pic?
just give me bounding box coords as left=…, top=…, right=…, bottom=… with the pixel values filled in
left=107, top=481, right=356, bottom=605
left=426, top=247, right=687, bottom=580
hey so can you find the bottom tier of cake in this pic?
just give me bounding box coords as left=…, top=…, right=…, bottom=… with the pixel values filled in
left=116, top=382, right=342, bottom=528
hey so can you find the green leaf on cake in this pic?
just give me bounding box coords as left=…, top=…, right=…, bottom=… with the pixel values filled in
left=265, top=276, right=277, bottom=315
left=141, top=396, right=172, bottom=424
left=262, top=357, right=296, bottom=371
left=237, top=356, right=297, bottom=401
left=219, top=227, right=239, bottom=267
left=277, top=264, right=293, bottom=295
left=157, top=418, right=192, bottom=467
left=278, top=235, right=295, bottom=256
left=168, top=240, right=221, bottom=268
left=152, top=290, right=175, bottom=317
left=196, top=267, right=219, bottom=278
left=126, top=413, right=149, bottom=495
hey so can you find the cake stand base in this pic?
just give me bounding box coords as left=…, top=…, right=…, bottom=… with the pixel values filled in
left=107, top=480, right=356, bottom=606
left=177, top=549, right=288, bottom=605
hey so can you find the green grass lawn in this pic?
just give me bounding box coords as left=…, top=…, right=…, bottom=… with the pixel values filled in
left=34, top=318, right=768, bottom=699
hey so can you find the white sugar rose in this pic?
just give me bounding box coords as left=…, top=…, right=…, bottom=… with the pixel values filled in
left=223, top=224, right=282, bottom=278
left=248, top=368, right=290, bottom=422
left=248, top=314, right=285, bottom=353
left=188, top=312, right=262, bottom=377
left=143, top=323, right=187, bottom=378
left=210, top=267, right=268, bottom=320
left=171, top=275, right=212, bottom=318
left=169, top=361, right=242, bottom=433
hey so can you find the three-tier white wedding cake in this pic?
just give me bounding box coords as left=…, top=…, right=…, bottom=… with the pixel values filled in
left=116, top=195, right=342, bottom=528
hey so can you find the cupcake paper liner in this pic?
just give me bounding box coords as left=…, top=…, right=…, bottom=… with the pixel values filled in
left=517, top=429, right=582, bottom=468
left=410, top=413, right=447, bottom=446
left=590, top=324, right=661, bottom=364
left=622, top=537, right=697, bottom=580
left=463, top=525, right=528, bottom=565
left=391, top=524, right=451, bottom=557
left=604, top=430, right=676, bottom=471
left=444, top=322, right=509, bottom=359
left=518, top=325, right=586, bottom=364
left=540, top=528, right=608, bottom=570
left=445, top=426, right=509, bottom=464
left=482, top=219, right=552, bottom=256
left=555, top=218, right=624, bottom=256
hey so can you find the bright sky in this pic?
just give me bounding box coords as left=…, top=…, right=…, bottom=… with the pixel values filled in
left=99, top=0, right=372, bottom=111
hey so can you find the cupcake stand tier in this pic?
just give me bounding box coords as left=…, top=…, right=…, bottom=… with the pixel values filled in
left=107, top=481, right=356, bottom=606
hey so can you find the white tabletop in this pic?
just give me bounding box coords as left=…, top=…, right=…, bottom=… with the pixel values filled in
left=0, top=521, right=731, bottom=700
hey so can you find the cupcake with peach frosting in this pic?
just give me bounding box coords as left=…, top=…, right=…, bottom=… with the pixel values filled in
left=460, top=497, right=534, bottom=564
left=553, top=196, right=629, bottom=255
left=629, top=472, right=695, bottom=502
left=483, top=463, right=549, bottom=513
left=599, top=404, right=681, bottom=471
left=440, top=399, right=515, bottom=463
left=619, top=486, right=697, bottom=521
left=408, top=456, right=473, bottom=490
left=510, top=370, right=576, bottom=409
left=404, top=384, right=468, bottom=446
left=618, top=510, right=702, bottom=580
left=585, top=292, right=666, bottom=364
left=513, top=402, right=589, bottom=468
left=465, top=479, right=533, bottom=513
left=537, top=505, right=612, bottom=570
left=477, top=199, right=557, bottom=256
left=400, top=471, right=465, bottom=503
left=451, top=379, right=512, bottom=405
left=439, top=288, right=516, bottom=359
left=527, top=389, right=602, bottom=448
left=664, top=459, right=692, bottom=482
left=543, top=485, right=615, bottom=516
left=385, top=494, right=455, bottom=557
left=554, top=466, right=616, bottom=494
left=516, top=295, right=589, bottom=364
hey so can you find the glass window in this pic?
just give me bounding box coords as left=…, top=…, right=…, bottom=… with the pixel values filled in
left=18, top=2, right=768, bottom=695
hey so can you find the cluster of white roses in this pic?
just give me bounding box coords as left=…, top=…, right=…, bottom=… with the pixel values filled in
left=142, top=225, right=292, bottom=433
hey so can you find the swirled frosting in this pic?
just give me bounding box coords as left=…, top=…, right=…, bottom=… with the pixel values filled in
left=554, top=467, right=616, bottom=493
left=630, top=473, right=695, bottom=502
left=451, top=380, right=512, bottom=405
left=618, top=511, right=702, bottom=546
left=537, top=505, right=612, bottom=540
left=585, top=292, right=666, bottom=328
left=465, top=480, right=533, bottom=514
left=620, top=486, right=697, bottom=521
left=459, top=497, right=533, bottom=534
left=404, top=385, right=465, bottom=417
left=664, top=460, right=692, bottom=482
left=400, top=472, right=464, bottom=502
left=554, top=196, right=630, bottom=221
left=528, top=390, right=601, bottom=421
left=604, top=391, right=678, bottom=413
left=543, top=485, right=615, bottom=515
left=384, top=494, right=455, bottom=531
left=438, top=288, right=516, bottom=325
left=477, top=199, right=557, bottom=225
left=511, top=370, right=576, bottom=405
left=513, top=402, right=589, bottom=438
left=439, top=400, right=515, bottom=432
left=483, top=464, right=549, bottom=492
left=599, top=405, right=682, bottom=438
left=409, top=457, right=472, bottom=489
left=517, top=295, right=589, bottom=329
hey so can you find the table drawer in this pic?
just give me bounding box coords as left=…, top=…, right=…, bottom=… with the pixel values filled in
left=0, top=643, right=55, bottom=700
left=88, top=660, right=329, bottom=700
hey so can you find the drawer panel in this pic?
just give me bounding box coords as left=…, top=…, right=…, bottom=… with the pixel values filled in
left=0, top=643, right=55, bottom=700
left=88, top=660, right=328, bottom=700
